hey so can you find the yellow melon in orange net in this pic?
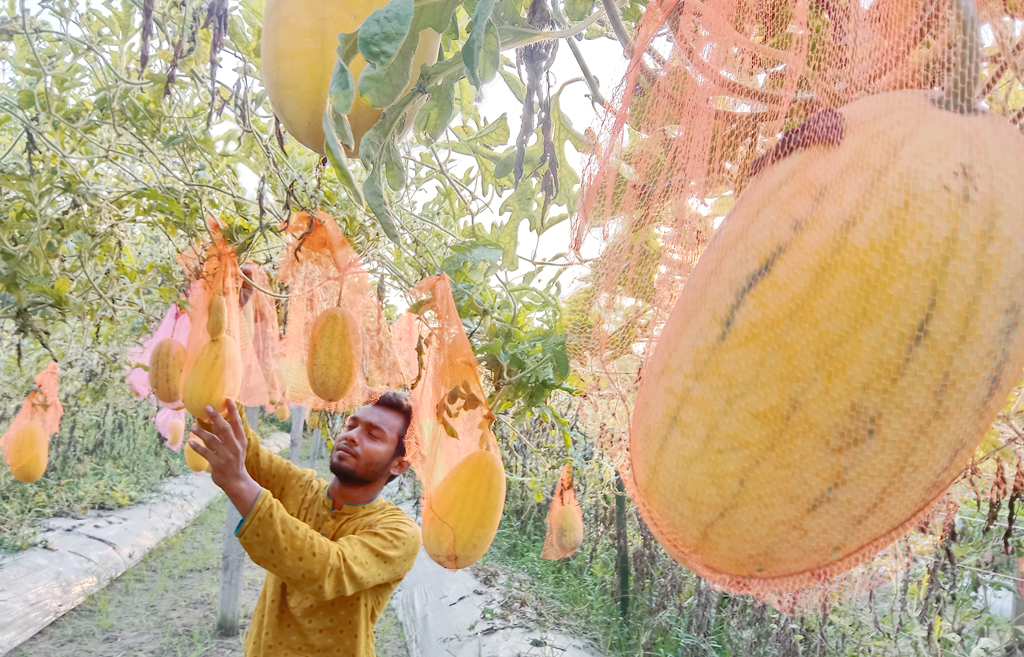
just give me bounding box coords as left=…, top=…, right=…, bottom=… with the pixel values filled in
left=278, top=211, right=404, bottom=411
left=542, top=465, right=584, bottom=560
left=5, top=421, right=48, bottom=483
left=396, top=275, right=506, bottom=569
left=177, top=220, right=267, bottom=414
left=1, top=362, right=63, bottom=484
left=572, top=0, right=1024, bottom=599
left=629, top=88, right=1024, bottom=592
left=422, top=449, right=507, bottom=570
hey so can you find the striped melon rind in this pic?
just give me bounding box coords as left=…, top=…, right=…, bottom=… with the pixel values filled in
left=630, top=90, right=1024, bottom=591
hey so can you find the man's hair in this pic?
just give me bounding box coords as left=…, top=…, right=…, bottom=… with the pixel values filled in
left=374, top=390, right=412, bottom=458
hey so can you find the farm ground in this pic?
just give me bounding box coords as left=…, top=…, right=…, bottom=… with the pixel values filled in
left=10, top=493, right=408, bottom=657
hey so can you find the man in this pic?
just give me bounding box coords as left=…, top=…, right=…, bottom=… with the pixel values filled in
left=189, top=391, right=421, bottom=657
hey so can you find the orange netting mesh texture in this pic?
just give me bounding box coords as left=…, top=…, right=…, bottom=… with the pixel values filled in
left=176, top=223, right=261, bottom=403
left=277, top=211, right=405, bottom=412
left=1, top=361, right=64, bottom=476
left=573, top=0, right=1024, bottom=600
left=395, top=275, right=500, bottom=494
left=542, top=464, right=585, bottom=560
left=241, top=261, right=286, bottom=408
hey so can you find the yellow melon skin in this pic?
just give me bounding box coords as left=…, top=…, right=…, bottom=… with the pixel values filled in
left=181, top=336, right=243, bottom=422
left=185, top=435, right=212, bottom=473
left=207, top=294, right=227, bottom=340
left=553, top=505, right=584, bottom=555
left=276, top=405, right=291, bottom=422
left=260, top=0, right=442, bottom=156
left=422, top=450, right=506, bottom=570
left=149, top=338, right=187, bottom=405
left=6, top=421, right=48, bottom=483
left=630, top=90, right=1024, bottom=590
left=307, top=307, right=361, bottom=402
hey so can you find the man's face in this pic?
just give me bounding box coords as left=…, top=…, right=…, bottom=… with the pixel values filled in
left=329, top=404, right=406, bottom=487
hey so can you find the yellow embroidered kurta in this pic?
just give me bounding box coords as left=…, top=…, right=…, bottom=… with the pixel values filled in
left=236, top=419, right=420, bottom=657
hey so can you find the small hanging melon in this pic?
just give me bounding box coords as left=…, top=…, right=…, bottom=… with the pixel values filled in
left=185, top=434, right=212, bottom=473
left=260, top=0, right=442, bottom=155
left=422, top=449, right=506, bottom=569
left=167, top=418, right=185, bottom=450
left=149, top=338, right=187, bottom=405
left=182, top=294, right=242, bottom=422
left=307, top=306, right=361, bottom=402
left=5, top=421, right=48, bottom=483
left=551, top=504, right=585, bottom=555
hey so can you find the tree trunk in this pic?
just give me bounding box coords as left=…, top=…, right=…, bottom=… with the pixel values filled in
left=288, top=404, right=305, bottom=463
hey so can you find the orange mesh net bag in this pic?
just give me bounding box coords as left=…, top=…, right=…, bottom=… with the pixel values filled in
left=395, top=275, right=506, bottom=570
left=1, top=362, right=63, bottom=483
left=240, top=261, right=287, bottom=409
left=573, top=0, right=1024, bottom=601
left=541, top=464, right=585, bottom=560
left=277, top=211, right=405, bottom=411
left=176, top=219, right=265, bottom=420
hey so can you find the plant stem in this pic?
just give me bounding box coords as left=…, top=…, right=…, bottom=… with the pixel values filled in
left=942, top=0, right=980, bottom=113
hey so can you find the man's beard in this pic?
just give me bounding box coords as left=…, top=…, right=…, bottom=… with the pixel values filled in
left=330, top=456, right=391, bottom=487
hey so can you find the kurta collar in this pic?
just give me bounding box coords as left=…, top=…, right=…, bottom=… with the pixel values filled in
left=325, top=488, right=384, bottom=515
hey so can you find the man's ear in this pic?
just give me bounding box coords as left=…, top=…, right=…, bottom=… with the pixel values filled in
left=390, top=456, right=412, bottom=478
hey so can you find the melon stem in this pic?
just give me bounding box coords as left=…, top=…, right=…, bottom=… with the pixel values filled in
left=941, top=0, right=980, bottom=114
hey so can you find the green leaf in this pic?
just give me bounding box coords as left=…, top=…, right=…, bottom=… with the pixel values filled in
left=52, top=277, right=71, bottom=296
left=493, top=148, right=514, bottom=179
left=383, top=142, right=406, bottom=190
left=564, top=0, right=595, bottom=21
left=477, top=20, right=500, bottom=85
left=414, top=75, right=457, bottom=141
left=332, top=109, right=355, bottom=151
left=337, top=31, right=361, bottom=64
left=322, top=105, right=364, bottom=206
left=442, top=242, right=504, bottom=273
left=464, top=0, right=498, bottom=87
left=17, top=90, right=35, bottom=109
left=500, top=69, right=526, bottom=102
left=358, top=29, right=420, bottom=109
left=470, top=114, right=508, bottom=146
left=497, top=216, right=521, bottom=269
left=363, top=169, right=401, bottom=243
left=358, top=0, right=414, bottom=67
left=414, top=0, right=464, bottom=33
left=328, top=55, right=356, bottom=115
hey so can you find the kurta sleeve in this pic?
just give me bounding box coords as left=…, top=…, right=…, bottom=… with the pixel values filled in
left=235, top=493, right=422, bottom=599
left=239, top=410, right=319, bottom=517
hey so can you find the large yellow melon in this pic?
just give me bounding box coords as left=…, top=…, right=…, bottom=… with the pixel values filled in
left=181, top=336, right=242, bottom=422
left=422, top=449, right=506, bottom=569
left=307, top=306, right=361, bottom=402
left=5, top=421, right=48, bottom=483
left=260, top=0, right=442, bottom=155
left=149, top=338, right=187, bottom=405
left=630, top=89, right=1024, bottom=590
